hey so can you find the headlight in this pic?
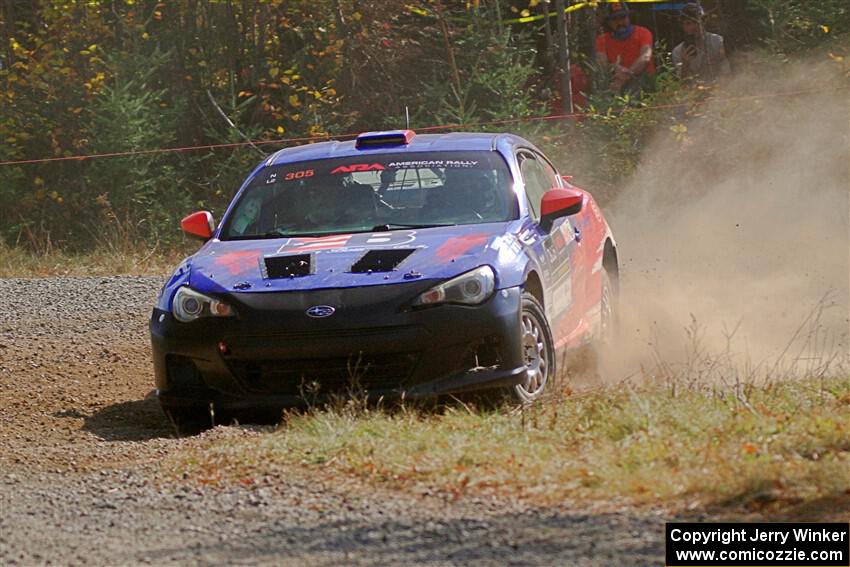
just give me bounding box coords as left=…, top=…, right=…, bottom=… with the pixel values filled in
left=172, top=286, right=234, bottom=323
left=413, top=266, right=496, bottom=307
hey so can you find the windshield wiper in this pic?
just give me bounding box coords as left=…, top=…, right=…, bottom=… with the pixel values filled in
left=260, top=229, right=340, bottom=239
left=254, top=224, right=454, bottom=239
left=370, top=223, right=455, bottom=231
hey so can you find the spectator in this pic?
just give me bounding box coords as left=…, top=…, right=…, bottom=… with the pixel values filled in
left=595, top=2, right=655, bottom=95
left=672, top=3, right=731, bottom=84
left=551, top=64, right=590, bottom=115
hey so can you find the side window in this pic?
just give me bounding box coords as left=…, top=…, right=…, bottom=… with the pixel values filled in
left=535, top=152, right=561, bottom=190
left=518, top=151, right=550, bottom=220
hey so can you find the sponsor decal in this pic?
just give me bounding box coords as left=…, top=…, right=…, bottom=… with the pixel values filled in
left=264, top=169, right=315, bottom=184
left=518, top=227, right=537, bottom=246
left=549, top=276, right=573, bottom=318
left=388, top=160, right=479, bottom=169
left=278, top=230, right=417, bottom=253
left=588, top=197, right=603, bottom=222
left=360, top=231, right=416, bottom=247
left=331, top=163, right=385, bottom=174
left=491, top=234, right=523, bottom=256
left=214, top=250, right=260, bottom=275
left=543, top=222, right=574, bottom=317
left=280, top=234, right=354, bottom=252
left=284, top=169, right=314, bottom=181
left=547, top=238, right=572, bottom=287
left=435, top=233, right=489, bottom=260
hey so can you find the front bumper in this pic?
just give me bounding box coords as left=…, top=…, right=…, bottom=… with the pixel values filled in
left=150, top=281, right=526, bottom=411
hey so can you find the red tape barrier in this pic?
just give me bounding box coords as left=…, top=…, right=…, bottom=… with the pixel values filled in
left=0, top=88, right=829, bottom=167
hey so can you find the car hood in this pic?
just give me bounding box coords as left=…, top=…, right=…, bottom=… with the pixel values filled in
left=185, top=223, right=520, bottom=294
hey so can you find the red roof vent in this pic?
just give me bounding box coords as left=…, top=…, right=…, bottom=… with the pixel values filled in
left=355, top=129, right=415, bottom=148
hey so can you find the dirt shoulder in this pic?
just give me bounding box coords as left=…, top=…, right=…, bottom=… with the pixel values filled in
left=0, top=276, right=669, bottom=565
left=7, top=277, right=845, bottom=565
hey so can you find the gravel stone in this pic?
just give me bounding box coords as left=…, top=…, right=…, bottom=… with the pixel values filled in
left=0, top=276, right=668, bottom=565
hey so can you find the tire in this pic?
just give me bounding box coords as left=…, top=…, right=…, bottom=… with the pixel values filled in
left=598, top=266, right=618, bottom=347
left=163, top=405, right=214, bottom=437
left=582, top=266, right=618, bottom=381
left=510, top=292, right=556, bottom=404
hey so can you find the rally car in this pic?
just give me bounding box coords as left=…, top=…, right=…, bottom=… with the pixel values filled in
left=150, top=130, right=618, bottom=433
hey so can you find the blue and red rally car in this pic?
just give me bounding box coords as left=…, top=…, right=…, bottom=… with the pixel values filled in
left=150, top=130, right=618, bottom=432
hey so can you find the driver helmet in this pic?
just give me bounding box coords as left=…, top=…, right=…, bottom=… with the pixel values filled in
left=443, top=167, right=497, bottom=211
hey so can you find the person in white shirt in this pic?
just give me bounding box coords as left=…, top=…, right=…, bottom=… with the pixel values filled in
left=672, top=3, right=731, bottom=83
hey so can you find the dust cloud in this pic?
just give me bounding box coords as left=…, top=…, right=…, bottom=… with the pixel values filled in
left=605, top=57, right=849, bottom=381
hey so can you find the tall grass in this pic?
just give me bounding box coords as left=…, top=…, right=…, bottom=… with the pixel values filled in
left=164, top=334, right=849, bottom=516
left=0, top=237, right=190, bottom=277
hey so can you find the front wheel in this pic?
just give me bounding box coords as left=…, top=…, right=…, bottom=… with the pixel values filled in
left=510, top=293, right=556, bottom=404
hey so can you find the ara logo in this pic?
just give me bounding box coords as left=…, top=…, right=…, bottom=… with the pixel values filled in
left=331, top=163, right=385, bottom=174
left=306, top=305, right=336, bottom=318
left=279, top=230, right=416, bottom=253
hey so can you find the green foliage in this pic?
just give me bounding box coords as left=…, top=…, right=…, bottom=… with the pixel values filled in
left=746, top=0, right=849, bottom=53
left=417, top=26, right=540, bottom=126
left=583, top=63, right=677, bottom=187
left=0, top=0, right=348, bottom=249
left=0, top=1, right=844, bottom=250
left=84, top=50, right=190, bottom=246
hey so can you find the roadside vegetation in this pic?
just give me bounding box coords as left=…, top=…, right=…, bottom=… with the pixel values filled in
left=0, top=239, right=190, bottom=277
left=164, top=302, right=849, bottom=518
left=165, top=373, right=849, bottom=517
left=2, top=0, right=847, bottom=520
left=1, top=0, right=847, bottom=266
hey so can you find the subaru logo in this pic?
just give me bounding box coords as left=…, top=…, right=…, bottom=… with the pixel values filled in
left=306, top=305, right=336, bottom=318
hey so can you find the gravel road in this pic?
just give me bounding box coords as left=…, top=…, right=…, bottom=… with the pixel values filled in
left=0, top=276, right=666, bottom=565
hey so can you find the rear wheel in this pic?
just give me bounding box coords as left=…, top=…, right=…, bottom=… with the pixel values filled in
left=598, top=266, right=618, bottom=346
left=510, top=293, right=556, bottom=404
left=581, top=266, right=618, bottom=381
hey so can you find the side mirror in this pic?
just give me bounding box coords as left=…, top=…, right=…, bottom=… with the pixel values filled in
left=181, top=211, right=215, bottom=241
left=540, top=188, right=583, bottom=232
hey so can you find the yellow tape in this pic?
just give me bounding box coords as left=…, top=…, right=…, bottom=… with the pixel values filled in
left=407, top=1, right=672, bottom=26
left=404, top=4, right=430, bottom=17
left=502, top=2, right=591, bottom=25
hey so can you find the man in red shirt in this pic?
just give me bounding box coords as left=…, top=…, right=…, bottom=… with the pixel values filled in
left=595, top=2, right=655, bottom=95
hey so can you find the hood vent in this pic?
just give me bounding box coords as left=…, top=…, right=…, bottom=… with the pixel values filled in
left=350, top=249, right=415, bottom=273
left=264, top=253, right=312, bottom=278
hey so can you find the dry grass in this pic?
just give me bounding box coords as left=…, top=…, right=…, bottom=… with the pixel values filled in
left=165, top=302, right=850, bottom=517
left=163, top=374, right=850, bottom=516
left=0, top=240, right=190, bottom=277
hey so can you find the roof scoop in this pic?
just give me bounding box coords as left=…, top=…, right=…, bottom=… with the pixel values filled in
left=355, top=129, right=415, bottom=149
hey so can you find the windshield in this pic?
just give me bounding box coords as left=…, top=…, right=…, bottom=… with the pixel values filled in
left=221, top=151, right=517, bottom=240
